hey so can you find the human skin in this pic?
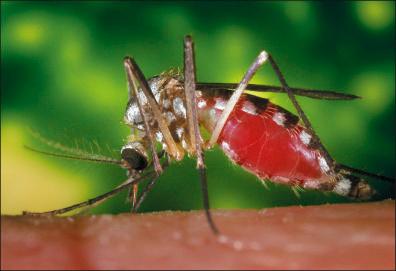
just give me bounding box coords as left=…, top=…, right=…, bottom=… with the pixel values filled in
left=1, top=200, right=395, bottom=270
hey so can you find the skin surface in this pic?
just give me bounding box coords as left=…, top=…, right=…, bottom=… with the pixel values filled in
left=1, top=200, right=395, bottom=270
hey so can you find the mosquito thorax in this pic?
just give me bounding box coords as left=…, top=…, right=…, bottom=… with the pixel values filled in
left=124, top=71, right=195, bottom=158
left=123, top=76, right=163, bottom=130
left=120, top=142, right=148, bottom=170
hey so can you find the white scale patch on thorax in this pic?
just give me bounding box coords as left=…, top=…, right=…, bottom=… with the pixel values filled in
left=125, top=102, right=142, bottom=124
left=155, top=131, right=163, bottom=142
left=175, top=127, right=184, bottom=139
left=165, top=111, right=176, bottom=124
left=173, top=97, right=186, bottom=118
left=154, top=92, right=161, bottom=103
left=148, top=77, right=162, bottom=102
left=181, top=139, right=188, bottom=149
left=136, top=91, right=146, bottom=105
left=125, top=77, right=165, bottom=126
left=162, top=99, right=171, bottom=109
left=197, top=99, right=207, bottom=109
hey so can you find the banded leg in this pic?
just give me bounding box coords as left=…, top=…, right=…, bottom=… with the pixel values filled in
left=23, top=170, right=157, bottom=216
left=124, top=60, right=164, bottom=175
left=184, top=35, right=219, bottom=234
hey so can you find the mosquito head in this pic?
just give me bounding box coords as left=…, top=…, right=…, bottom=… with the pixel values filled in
left=121, top=142, right=148, bottom=171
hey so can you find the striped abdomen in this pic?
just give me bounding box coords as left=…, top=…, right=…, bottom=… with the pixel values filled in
left=197, top=92, right=373, bottom=199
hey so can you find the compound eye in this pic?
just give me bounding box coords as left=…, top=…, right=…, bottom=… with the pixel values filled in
left=121, top=145, right=148, bottom=171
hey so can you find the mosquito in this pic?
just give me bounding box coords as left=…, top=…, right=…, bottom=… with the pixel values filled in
left=24, top=35, right=394, bottom=235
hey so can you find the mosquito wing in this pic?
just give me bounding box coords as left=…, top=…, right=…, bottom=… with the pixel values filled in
left=196, top=82, right=361, bottom=100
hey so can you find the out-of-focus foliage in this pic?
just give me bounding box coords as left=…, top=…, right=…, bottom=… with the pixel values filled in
left=1, top=1, right=394, bottom=215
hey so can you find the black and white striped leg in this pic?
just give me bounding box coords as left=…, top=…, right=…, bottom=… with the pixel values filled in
left=23, top=171, right=158, bottom=216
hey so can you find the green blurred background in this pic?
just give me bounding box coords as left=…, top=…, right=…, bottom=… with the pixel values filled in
left=1, top=1, right=394, bottom=215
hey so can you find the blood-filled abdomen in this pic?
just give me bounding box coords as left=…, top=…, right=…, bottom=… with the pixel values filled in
left=197, top=94, right=330, bottom=188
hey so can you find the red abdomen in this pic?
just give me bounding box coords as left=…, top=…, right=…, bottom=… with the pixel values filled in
left=198, top=94, right=330, bottom=187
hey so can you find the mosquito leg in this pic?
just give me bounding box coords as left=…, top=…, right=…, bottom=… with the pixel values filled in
left=23, top=171, right=157, bottom=216
left=125, top=169, right=140, bottom=208
left=131, top=158, right=170, bottom=213
left=267, top=55, right=335, bottom=171
left=197, top=83, right=361, bottom=100
left=129, top=184, right=139, bottom=208
left=129, top=150, right=167, bottom=213
left=126, top=150, right=167, bottom=210
left=184, top=36, right=203, bottom=164
left=209, top=51, right=269, bottom=146
left=184, top=35, right=219, bottom=235
left=124, top=57, right=183, bottom=161
left=336, top=163, right=395, bottom=183
left=124, top=65, right=163, bottom=175
left=130, top=176, right=161, bottom=213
